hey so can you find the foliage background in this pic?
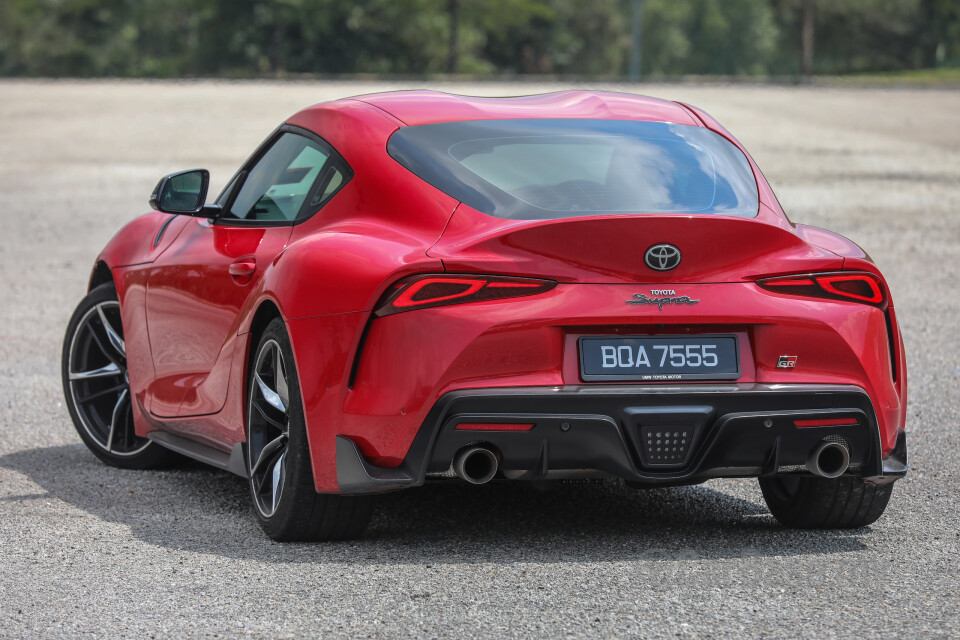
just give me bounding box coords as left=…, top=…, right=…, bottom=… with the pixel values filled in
left=0, top=0, right=958, bottom=77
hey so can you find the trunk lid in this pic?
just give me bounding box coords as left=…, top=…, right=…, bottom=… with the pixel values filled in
left=429, top=204, right=842, bottom=284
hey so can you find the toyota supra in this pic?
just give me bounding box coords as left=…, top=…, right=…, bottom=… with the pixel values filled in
left=62, top=91, right=907, bottom=540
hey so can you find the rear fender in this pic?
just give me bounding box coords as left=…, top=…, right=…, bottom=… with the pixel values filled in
left=254, top=230, right=444, bottom=323
left=248, top=231, right=442, bottom=492
left=287, top=312, right=370, bottom=493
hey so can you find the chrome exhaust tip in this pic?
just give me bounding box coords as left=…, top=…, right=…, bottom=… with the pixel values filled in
left=453, top=446, right=499, bottom=485
left=806, top=440, right=851, bottom=478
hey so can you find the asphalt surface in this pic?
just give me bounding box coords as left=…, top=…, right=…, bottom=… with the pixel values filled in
left=0, top=80, right=958, bottom=639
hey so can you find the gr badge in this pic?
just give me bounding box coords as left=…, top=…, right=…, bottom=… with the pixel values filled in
left=777, top=355, right=798, bottom=368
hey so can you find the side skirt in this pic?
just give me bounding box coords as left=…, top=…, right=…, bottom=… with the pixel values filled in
left=148, top=431, right=248, bottom=478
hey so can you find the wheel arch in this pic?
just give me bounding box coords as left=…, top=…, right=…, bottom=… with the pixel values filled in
left=245, top=299, right=285, bottom=383
left=241, top=298, right=331, bottom=496
left=88, top=260, right=114, bottom=291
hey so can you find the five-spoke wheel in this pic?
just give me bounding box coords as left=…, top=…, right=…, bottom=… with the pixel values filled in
left=247, top=338, right=291, bottom=518
left=62, top=283, right=175, bottom=468
left=246, top=318, right=376, bottom=541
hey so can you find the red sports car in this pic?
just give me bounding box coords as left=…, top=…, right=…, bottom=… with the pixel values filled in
left=62, top=91, right=907, bottom=541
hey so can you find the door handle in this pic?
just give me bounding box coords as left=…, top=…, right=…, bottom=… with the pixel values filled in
left=229, top=259, right=256, bottom=278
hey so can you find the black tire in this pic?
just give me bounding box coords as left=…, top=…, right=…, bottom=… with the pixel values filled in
left=759, top=475, right=894, bottom=529
left=62, top=283, right=179, bottom=469
left=246, top=318, right=375, bottom=542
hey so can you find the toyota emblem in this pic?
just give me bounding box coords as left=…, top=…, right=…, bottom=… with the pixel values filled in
left=644, top=244, right=682, bottom=271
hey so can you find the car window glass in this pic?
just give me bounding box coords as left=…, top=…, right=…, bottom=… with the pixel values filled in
left=388, top=119, right=758, bottom=220
left=310, top=166, right=345, bottom=208
left=229, top=133, right=330, bottom=221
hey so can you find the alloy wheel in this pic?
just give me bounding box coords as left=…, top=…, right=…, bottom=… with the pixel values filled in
left=66, top=301, right=148, bottom=456
left=247, top=338, right=291, bottom=518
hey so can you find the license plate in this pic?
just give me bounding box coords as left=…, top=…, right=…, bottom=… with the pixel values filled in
left=579, top=336, right=740, bottom=381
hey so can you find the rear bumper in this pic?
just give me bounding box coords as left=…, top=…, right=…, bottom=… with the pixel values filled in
left=335, top=383, right=907, bottom=494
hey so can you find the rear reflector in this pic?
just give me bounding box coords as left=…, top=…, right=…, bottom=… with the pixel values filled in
left=793, top=417, right=859, bottom=428
left=455, top=423, right=535, bottom=431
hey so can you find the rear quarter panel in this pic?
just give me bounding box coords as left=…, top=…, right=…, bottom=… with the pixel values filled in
left=243, top=101, right=461, bottom=489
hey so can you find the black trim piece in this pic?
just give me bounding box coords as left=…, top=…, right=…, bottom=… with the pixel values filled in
left=336, top=436, right=415, bottom=494
left=302, top=157, right=353, bottom=218
left=335, top=383, right=895, bottom=494
left=884, top=309, right=898, bottom=382
left=214, top=216, right=296, bottom=229
left=152, top=215, right=176, bottom=249
left=865, top=428, right=908, bottom=484
left=624, top=405, right=714, bottom=468
left=148, top=431, right=248, bottom=478
left=346, top=314, right=375, bottom=389
left=218, top=170, right=250, bottom=224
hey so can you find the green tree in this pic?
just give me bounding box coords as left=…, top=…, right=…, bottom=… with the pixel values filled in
left=769, top=0, right=944, bottom=74
left=1, top=0, right=958, bottom=77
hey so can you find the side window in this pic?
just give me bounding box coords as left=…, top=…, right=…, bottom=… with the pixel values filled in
left=228, top=133, right=331, bottom=221
left=311, top=165, right=346, bottom=208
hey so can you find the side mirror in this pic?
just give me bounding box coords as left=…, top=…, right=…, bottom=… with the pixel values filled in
left=149, top=169, right=219, bottom=217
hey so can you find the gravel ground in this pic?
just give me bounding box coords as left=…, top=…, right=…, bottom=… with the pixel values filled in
left=0, top=79, right=958, bottom=639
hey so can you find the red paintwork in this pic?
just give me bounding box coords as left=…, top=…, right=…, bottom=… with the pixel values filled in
left=350, top=90, right=700, bottom=127
left=428, top=204, right=841, bottom=283
left=91, top=90, right=906, bottom=492
left=143, top=221, right=292, bottom=420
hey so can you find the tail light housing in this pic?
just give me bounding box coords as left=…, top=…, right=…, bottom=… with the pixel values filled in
left=374, top=274, right=556, bottom=317
left=757, top=272, right=887, bottom=308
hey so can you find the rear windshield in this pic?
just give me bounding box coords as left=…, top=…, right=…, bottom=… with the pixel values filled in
left=387, top=119, right=759, bottom=219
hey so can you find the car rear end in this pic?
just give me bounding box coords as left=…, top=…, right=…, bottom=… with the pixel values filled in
left=334, top=113, right=906, bottom=526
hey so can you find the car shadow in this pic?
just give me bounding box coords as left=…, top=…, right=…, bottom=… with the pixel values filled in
left=0, top=444, right=871, bottom=563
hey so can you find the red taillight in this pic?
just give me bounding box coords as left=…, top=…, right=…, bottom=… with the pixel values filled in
left=817, top=274, right=884, bottom=304
left=794, top=417, right=859, bottom=428
left=757, top=272, right=887, bottom=308
left=375, top=274, right=556, bottom=317
left=393, top=278, right=486, bottom=308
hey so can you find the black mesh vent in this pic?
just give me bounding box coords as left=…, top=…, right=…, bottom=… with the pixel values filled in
left=640, top=425, right=695, bottom=467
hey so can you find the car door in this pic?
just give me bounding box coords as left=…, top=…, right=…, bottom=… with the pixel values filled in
left=144, top=129, right=335, bottom=419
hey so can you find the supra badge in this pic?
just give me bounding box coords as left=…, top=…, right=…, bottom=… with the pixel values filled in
left=626, top=289, right=700, bottom=310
